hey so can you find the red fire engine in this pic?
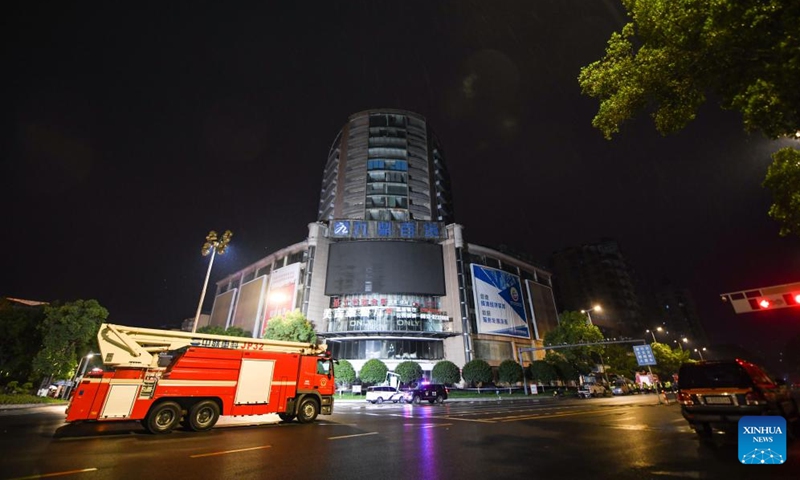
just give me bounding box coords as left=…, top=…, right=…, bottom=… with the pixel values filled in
left=65, top=323, right=335, bottom=433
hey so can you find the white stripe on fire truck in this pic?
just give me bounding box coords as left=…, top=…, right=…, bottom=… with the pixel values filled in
left=158, top=380, right=237, bottom=387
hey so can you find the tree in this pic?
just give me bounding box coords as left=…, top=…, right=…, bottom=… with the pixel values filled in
left=528, top=360, right=559, bottom=385
left=650, top=342, right=691, bottom=379
left=579, top=0, right=800, bottom=236
left=603, top=344, right=640, bottom=379
left=32, top=300, right=109, bottom=380
left=0, top=298, right=46, bottom=383
left=431, top=360, right=461, bottom=386
left=359, top=359, right=388, bottom=385
left=497, top=359, right=523, bottom=387
left=197, top=325, right=251, bottom=337
left=462, top=359, right=493, bottom=387
left=544, top=351, right=578, bottom=383
left=763, top=147, right=800, bottom=237
left=394, top=361, right=423, bottom=385
left=543, top=311, right=605, bottom=376
left=262, top=309, right=317, bottom=343
left=333, top=359, right=356, bottom=387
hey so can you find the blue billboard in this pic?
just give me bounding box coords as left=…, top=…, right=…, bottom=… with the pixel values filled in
left=470, top=264, right=530, bottom=338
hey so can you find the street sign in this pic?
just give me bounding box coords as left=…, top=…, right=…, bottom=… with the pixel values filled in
left=633, top=345, right=657, bottom=366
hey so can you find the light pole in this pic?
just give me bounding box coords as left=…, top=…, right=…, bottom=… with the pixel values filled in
left=646, top=326, right=664, bottom=343
left=192, top=230, right=233, bottom=333
left=580, top=305, right=602, bottom=325
left=694, top=348, right=706, bottom=360
left=673, top=337, right=688, bottom=351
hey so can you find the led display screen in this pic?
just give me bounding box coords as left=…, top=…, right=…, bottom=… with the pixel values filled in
left=325, top=241, right=445, bottom=295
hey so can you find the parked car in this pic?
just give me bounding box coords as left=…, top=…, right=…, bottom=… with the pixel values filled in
left=678, top=359, right=800, bottom=440
left=365, top=386, right=403, bottom=404
left=402, top=384, right=448, bottom=404
left=612, top=381, right=631, bottom=395
left=578, top=383, right=606, bottom=398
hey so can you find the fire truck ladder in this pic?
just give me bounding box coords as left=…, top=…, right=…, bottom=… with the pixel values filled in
left=96, top=323, right=328, bottom=368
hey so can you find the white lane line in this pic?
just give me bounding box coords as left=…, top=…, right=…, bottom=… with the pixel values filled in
left=190, top=445, right=272, bottom=458
left=328, top=431, right=379, bottom=440
left=10, top=468, right=98, bottom=479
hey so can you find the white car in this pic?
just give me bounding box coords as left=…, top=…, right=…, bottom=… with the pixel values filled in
left=365, top=386, right=403, bottom=404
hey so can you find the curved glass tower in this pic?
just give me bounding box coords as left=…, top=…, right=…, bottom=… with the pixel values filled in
left=318, top=109, right=454, bottom=224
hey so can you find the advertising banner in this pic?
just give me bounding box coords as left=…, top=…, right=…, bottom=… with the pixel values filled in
left=470, top=264, right=530, bottom=338
left=261, top=263, right=301, bottom=337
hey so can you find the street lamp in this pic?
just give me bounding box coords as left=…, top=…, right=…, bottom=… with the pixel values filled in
left=694, top=347, right=706, bottom=360
left=673, top=337, right=689, bottom=350
left=646, top=326, right=664, bottom=343
left=580, top=305, right=602, bottom=325
left=192, top=230, right=233, bottom=333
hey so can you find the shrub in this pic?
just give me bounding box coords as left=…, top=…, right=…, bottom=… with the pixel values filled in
left=359, top=359, right=388, bottom=385
left=334, top=360, right=356, bottom=387
left=431, top=360, right=461, bottom=385
left=394, top=361, right=423, bottom=385
left=498, top=360, right=523, bottom=386
left=529, top=360, right=558, bottom=384
left=462, top=359, right=492, bottom=386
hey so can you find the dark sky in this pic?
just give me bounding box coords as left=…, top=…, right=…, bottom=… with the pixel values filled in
left=3, top=2, right=798, bottom=368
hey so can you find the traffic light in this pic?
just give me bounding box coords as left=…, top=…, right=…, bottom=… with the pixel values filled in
left=721, top=282, right=800, bottom=314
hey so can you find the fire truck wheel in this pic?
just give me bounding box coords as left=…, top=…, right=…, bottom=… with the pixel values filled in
left=296, top=398, right=319, bottom=424
left=188, top=400, right=220, bottom=432
left=145, top=401, right=181, bottom=434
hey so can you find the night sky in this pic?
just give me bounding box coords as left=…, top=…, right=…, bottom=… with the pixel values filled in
left=3, top=2, right=798, bottom=368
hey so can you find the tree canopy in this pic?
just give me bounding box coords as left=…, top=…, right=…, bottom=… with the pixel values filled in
left=497, top=359, right=523, bottom=386
left=197, top=325, right=251, bottom=337
left=359, top=359, right=388, bottom=385
left=579, top=0, right=800, bottom=236
left=333, top=359, right=356, bottom=387
left=262, top=309, right=317, bottom=343
left=431, top=360, right=461, bottom=386
left=394, top=361, right=423, bottom=385
left=543, top=311, right=605, bottom=375
left=32, top=299, right=109, bottom=379
left=763, top=147, right=800, bottom=237
left=462, top=359, right=493, bottom=386
left=0, top=299, right=46, bottom=383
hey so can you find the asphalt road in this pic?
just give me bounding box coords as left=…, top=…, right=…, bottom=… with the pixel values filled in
left=1, top=395, right=799, bottom=479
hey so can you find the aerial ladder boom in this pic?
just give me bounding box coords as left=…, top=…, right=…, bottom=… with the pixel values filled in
left=97, top=323, right=328, bottom=368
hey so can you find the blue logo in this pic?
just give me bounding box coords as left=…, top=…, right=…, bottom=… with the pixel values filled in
left=738, top=416, right=786, bottom=464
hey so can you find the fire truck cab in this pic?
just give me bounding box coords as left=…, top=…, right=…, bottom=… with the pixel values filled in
left=65, top=323, right=335, bottom=434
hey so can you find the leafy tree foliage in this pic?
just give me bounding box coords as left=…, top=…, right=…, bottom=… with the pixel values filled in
left=197, top=325, right=251, bottom=337
left=579, top=1, right=800, bottom=236
left=359, top=359, right=388, bottom=385
left=32, top=300, right=109, bottom=379
left=431, top=360, right=461, bottom=386
left=579, top=0, right=800, bottom=139
left=603, top=344, right=640, bottom=378
left=544, top=351, right=578, bottom=382
left=763, top=147, right=800, bottom=237
left=649, top=342, right=692, bottom=379
left=262, top=309, right=317, bottom=343
left=528, top=360, right=559, bottom=385
left=543, top=311, right=604, bottom=376
left=394, top=361, right=423, bottom=385
left=462, top=359, right=493, bottom=386
left=333, top=359, right=356, bottom=387
left=0, top=299, right=46, bottom=383
left=497, top=359, right=523, bottom=386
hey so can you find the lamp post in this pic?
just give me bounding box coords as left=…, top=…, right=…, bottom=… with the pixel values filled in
left=580, top=305, right=602, bottom=325
left=673, top=337, right=688, bottom=351
left=192, top=230, right=233, bottom=333
left=646, top=326, right=664, bottom=343
left=694, top=348, right=706, bottom=360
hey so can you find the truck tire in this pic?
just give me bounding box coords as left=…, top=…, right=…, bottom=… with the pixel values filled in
left=187, top=400, right=220, bottom=432
left=144, top=401, right=181, bottom=434
left=296, top=397, right=319, bottom=424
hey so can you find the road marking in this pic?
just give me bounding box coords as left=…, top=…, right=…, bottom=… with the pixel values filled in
left=328, top=431, right=379, bottom=440
left=190, top=445, right=271, bottom=458
left=402, top=423, right=454, bottom=429
left=9, top=468, right=98, bottom=479
left=495, top=406, right=630, bottom=422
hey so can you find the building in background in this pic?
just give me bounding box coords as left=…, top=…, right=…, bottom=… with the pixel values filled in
left=652, top=281, right=709, bottom=347
left=208, top=109, right=559, bottom=378
left=550, top=239, right=642, bottom=337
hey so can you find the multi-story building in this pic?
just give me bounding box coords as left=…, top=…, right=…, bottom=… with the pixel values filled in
left=550, top=239, right=642, bottom=337
left=208, top=109, right=559, bottom=379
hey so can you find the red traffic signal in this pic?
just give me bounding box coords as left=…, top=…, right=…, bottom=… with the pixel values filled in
left=782, top=293, right=800, bottom=306
left=748, top=298, right=772, bottom=309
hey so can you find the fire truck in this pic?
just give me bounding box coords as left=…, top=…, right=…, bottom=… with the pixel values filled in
left=65, top=323, right=335, bottom=434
